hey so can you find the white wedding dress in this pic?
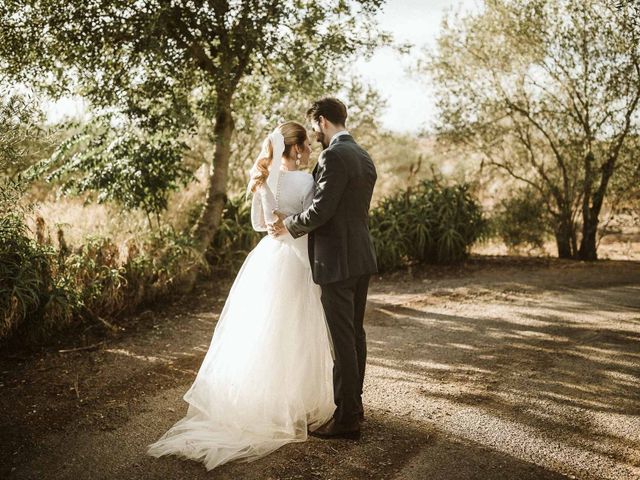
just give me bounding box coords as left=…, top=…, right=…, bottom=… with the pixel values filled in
left=146, top=157, right=335, bottom=471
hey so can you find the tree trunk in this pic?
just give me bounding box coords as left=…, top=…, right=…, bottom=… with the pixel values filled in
left=181, top=99, right=235, bottom=290
left=578, top=154, right=617, bottom=261
left=578, top=198, right=602, bottom=261
left=578, top=151, right=598, bottom=260
left=579, top=218, right=598, bottom=260
left=554, top=217, right=575, bottom=259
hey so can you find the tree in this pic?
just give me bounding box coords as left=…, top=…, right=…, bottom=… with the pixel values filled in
left=25, top=114, right=194, bottom=223
left=425, top=0, right=640, bottom=259
left=0, top=0, right=388, bottom=266
left=0, top=81, right=49, bottom=177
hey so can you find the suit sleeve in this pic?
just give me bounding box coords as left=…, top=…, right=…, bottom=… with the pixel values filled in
left=284, top=149, right=348, bottom=238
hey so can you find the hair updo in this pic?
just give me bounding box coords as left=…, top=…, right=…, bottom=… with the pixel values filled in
left=248, top=121, right=308, bottom=193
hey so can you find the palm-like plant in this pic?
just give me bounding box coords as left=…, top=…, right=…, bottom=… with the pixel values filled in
left=369, top=180, right=485, bottom=272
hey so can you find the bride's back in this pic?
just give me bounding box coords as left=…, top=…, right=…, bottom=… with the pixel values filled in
left=274, top=170, right=315, bottom=216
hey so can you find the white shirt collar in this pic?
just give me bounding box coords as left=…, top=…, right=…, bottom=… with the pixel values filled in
left=329, top=130, right=350, bottom=146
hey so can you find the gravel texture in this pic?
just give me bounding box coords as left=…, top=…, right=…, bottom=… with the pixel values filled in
left=1, top=257, right=639, bottom=480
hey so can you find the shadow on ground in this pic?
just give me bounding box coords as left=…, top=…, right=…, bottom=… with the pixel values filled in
left=364, top=264, right=640, bottom=479
left=1, top=258, right=638, bottom=479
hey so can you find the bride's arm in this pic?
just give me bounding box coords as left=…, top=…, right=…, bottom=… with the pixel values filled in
left=251, top=183, right=277, bottom=232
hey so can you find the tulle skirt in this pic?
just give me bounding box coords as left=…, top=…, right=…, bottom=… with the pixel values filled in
left=146, top=233, right=336, bottom=471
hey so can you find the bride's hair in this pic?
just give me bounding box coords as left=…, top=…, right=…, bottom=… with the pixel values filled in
left=248, top=121, right=308, bottom=193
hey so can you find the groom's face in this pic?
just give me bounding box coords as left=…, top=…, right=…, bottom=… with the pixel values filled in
left=311, top=120, right=329, bottom=149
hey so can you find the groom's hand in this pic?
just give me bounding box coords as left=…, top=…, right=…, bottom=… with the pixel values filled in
left=267, top=210, right=287, bottom=238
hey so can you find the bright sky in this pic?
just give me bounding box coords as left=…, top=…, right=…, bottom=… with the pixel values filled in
left=46, top=0, right=481, bottom=132
left=353, top=0, right=480, bottom=133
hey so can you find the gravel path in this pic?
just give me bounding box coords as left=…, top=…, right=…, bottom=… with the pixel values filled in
left=1, top=257, right=639, bottom=480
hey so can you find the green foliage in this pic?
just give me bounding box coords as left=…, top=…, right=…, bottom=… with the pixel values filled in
left=492, top=189, right=550, bottom=252
left=0, top=0, right=388, bottom=135
left=206, top=196, right=263, bottom=274
left=61, top=236, right=127, bottom=318
left=369, top=180, right=486, bottom=272
left=0, top=177, right=207, bottom=346
left=426, top=0, right=640, bottom=259
left=24, top=115, right=194, bottom=217
left=124, top=225, right=209, bottom=301
left=0, top=178, right=76, bottom=342
left=58, top=226, right=207, bottom=322
left=0, top=83, right=52, bottom=176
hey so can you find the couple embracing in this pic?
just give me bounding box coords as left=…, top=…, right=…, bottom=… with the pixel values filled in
left=147, top=97, right=378, bottom=471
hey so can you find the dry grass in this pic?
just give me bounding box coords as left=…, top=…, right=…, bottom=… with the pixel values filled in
left=2, top=168, right=212, bottom=346
left=25, top=164, right=210, bottom=251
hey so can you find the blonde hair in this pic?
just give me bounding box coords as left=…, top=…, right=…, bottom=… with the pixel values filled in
left=248, top=121, right=307, bottom=193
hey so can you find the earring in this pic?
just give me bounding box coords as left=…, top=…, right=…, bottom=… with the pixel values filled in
left=296, top=153, right=301, bottom=166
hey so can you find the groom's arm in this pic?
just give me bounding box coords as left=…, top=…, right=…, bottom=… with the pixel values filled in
left=284, top=149, right=348, bottom=239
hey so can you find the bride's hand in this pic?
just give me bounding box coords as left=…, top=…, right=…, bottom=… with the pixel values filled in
left=267, top=210, right=287, bottom=238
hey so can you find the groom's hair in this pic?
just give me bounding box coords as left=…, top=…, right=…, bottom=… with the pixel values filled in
left=307, top=97, right=347, bottom=127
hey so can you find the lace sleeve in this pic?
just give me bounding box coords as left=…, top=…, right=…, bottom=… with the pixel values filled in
left=251, top=183, right=277, bottom=232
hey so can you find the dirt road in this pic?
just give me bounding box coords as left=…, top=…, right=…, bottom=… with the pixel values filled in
left=1, top=257, right=639, bottom=480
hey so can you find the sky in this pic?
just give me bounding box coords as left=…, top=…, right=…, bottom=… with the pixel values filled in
left=46, top=0, right=481, bottom=133
left=352, top=0, right=480, bottom=133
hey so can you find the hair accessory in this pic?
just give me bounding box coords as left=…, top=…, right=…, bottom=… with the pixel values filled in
left=266, top=129, right=285, bottom=192
left=245, top=127, right=285, bottom=197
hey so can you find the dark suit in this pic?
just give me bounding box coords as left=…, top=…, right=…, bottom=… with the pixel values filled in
left=285, top=133, right=377, bottom=425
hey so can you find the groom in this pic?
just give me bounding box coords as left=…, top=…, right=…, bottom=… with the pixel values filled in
left=268, top=97, right=378, bottom=440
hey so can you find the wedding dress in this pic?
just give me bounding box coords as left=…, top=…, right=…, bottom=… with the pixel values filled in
left=147, top=133, right=335, bottom=471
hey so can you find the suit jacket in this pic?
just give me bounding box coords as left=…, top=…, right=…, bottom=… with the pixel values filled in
left=284, top=134, right=378, bottom=284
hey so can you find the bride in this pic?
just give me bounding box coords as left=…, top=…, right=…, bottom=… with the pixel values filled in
left=146, top=121, right=336, bottom=471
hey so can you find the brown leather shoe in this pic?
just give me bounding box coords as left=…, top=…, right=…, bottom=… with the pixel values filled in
left=310, top=418, right=361, bottom=440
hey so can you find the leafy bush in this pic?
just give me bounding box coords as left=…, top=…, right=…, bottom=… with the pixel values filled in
left=206, top=195, right=262, bottom=274
left=206, top=182, right=486, bottom=276
left=122, top=225, right=208, bottom=303
left=369, top=179, right=486, bottom=272
left=492, top=189, right=549, bottom=252
left=0, top=101, right=207, bottom=345
left=1, top=176, right=485, bottom=346
left=24, top=115, right=194, bottom=218
left=0, top=177, right=207, bottom=346
left=0, top=179, right=77, bottom=342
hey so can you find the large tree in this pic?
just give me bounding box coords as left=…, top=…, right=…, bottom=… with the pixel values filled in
left=0, top=0, right=387, bottom=259
left=426, top=0, right=640, bottom=259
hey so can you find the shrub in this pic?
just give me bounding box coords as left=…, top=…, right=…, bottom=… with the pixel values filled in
left=24, top=115, right=194, bottom=219
left=492, top=189, right=549, bottom=252
left=0, top=178, right=207, bottom=346
left=0, top=179, right=77, bottom=342
left=369, top=179, right=486, bottom=272
left=206, top=195, right=262, bottom=274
